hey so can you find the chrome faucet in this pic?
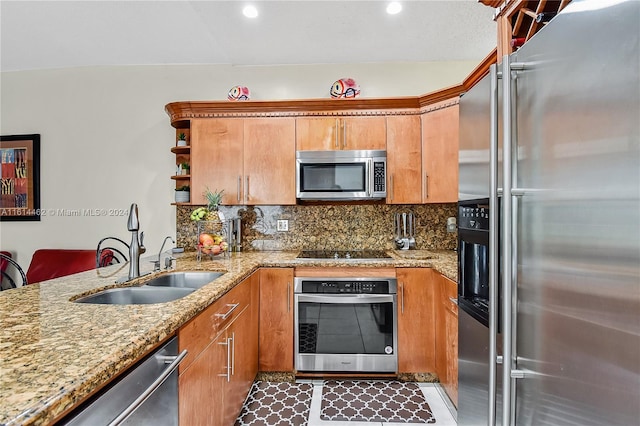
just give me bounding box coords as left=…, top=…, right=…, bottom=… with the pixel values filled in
left=155, top=236, right=175, bottom=271
left=127, top=203, right=146, bottom=280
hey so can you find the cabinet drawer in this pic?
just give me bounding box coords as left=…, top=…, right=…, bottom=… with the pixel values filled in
left=178, top=278, right=251, bottom=372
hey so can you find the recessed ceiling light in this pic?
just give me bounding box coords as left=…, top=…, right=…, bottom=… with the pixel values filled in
left=386, top=2, right=402, bottom=15
left=243, top=5, right=258, bottom=18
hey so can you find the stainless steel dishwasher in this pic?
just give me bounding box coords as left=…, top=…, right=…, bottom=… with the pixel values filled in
left=61, top=336, right=186, bottom=426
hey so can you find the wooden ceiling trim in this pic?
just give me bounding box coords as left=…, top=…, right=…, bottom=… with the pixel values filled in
left=463, top=48, right=497, bottom=90
left=416, top=84, right=464, bottom=108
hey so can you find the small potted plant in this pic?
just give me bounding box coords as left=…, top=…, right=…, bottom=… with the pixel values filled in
left=177, top=133, right=187, bottom=147
left=180, top=162, right=190, bottom=175
left=175, top=185, right=190, bottom=203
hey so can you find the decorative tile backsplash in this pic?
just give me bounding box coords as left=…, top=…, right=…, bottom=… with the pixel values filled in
left=177, top=204, right=457, bottom=252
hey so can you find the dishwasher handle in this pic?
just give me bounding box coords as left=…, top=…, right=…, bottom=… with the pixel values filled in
left=108, top=349, right=188, bottom=426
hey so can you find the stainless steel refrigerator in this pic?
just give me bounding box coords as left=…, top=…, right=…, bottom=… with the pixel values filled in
left=458, top=0, right=640, bottom=425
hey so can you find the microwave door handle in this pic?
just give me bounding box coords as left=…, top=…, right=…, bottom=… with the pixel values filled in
left=366, top=159, right=372, bottom=197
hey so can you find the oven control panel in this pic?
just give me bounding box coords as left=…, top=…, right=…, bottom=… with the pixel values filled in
left=299, top=280, right=393, bottom=294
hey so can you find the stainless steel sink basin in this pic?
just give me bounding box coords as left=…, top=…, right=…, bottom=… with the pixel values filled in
left=74, top=286, right=194, bottom=305
left=143, top=271, right=225, bottom=289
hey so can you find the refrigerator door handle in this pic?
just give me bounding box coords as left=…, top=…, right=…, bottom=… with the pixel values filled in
left=501, top=54, right=517, bottom=426
left=488, top=62, right=500, bottom=426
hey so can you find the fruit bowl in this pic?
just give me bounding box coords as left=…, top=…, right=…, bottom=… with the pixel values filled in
left=196, top=220, right=230, bottom=261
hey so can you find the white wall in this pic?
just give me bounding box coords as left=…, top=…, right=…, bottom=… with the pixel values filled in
left=0, top=61, right=477, bottom=271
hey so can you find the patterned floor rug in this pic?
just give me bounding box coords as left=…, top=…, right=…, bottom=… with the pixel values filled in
left=319, top=380, right=436, bottom=423
left=235, top=381, right=314, bottom=426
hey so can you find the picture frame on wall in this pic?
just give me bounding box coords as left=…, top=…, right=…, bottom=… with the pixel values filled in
left=0, top=134, right=41, bottom=221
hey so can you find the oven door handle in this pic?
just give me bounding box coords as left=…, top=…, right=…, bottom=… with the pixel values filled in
left=296, top=294, right=395, bottom=304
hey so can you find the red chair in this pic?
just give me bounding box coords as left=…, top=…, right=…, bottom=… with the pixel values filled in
left=1, top=251, right=27, bottom=289
left=26, top=249, right=97, bottom=284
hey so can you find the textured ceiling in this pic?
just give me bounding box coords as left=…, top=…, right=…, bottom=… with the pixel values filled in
left=0, top=0, right=497, bottom=72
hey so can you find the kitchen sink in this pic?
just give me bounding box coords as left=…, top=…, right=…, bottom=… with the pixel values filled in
left=74, top=286, right=194, bottom=305
left=143, top=271, right=225, bottom=289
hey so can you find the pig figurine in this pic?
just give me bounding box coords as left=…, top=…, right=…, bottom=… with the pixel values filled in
left=228, top=86, right=251, bottom=101
left=330, top=78, right=360, bottom=98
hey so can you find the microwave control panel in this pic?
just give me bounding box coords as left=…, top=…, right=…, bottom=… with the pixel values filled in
left=373, top=161, right=386, bottom=192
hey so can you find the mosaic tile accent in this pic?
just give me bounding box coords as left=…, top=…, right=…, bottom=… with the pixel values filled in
left=235, top=381, right=314, bottom=426
left=320, top=380, right=435, bottom=423
left=177, top=204, right=457, bottom=252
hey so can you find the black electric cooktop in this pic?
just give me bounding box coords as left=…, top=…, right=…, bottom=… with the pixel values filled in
left=296, top=250, right=392, bottom=260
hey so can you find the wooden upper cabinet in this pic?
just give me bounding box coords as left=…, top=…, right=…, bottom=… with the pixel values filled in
left=342, top=116, right=386, bottom=150
left=191, top=117, right=296, bottom=206
left=421, top=101, right=459, bottom=203
left=386, top=115, right=422, bottom=204
left=296, top=117, right=340, bottom=150
left=191, top=118, right=244, bottom=205
left=244, top=118, right=296, bottom=205
left=296, top=116, right=386, bottom=151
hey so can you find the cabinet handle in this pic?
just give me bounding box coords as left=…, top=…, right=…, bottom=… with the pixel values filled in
left=449, top=297, right=458, bottom=306
left=215, top=303, right=239, bottom=320
left=237, top=176, right=241, bottom=202
left=390, top=174, right=394, bottom=201
left=342, top=120, right=347, bottom=149
left=230, top=332, right=235, bottom=376
left=245, top=176, right=249, bottom=203
left=334, top=119, right=339, bottom=148
left=287, top=281, right=291, bottom=312
left=400, top=282, right=405, bottom=314
left=424, top=173, right=429, bottom=199
left=218, top=339, right=231, bottom=382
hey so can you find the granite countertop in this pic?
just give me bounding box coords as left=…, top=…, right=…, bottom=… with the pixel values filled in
left=0, top=249, right=456, bottom=426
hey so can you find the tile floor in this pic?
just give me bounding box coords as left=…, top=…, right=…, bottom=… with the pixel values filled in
left=236, top=380, right=457, bottom=425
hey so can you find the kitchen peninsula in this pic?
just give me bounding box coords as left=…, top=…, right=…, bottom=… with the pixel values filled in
left=0, top=250, right=455, bottom=426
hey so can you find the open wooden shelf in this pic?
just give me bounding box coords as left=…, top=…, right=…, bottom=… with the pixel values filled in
left=489, top=0, right=573, bottom=60
left=171, top=146, right=191, bottom=154
left=171, top=174, right=191, bottom=180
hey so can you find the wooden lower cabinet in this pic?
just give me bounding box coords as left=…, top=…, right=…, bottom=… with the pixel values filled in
left=396, top=268, right=437, bottom=373
left=435, top=273, right=458, bottom=406
left=178, top=273, right=259, bottom=425
left=258, top=268, right=294, bottom=372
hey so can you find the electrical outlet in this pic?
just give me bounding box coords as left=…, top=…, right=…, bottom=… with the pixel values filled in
left=277, top=219, right=289, bottom=232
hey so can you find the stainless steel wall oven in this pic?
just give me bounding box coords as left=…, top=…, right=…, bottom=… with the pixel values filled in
left=294, top=276, right=397, bottom=373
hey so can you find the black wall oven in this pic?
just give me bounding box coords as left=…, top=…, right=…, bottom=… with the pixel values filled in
left=294, top=277, right=397, bottom=373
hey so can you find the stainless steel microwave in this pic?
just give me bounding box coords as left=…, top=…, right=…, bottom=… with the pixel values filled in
left=296, top=150, right=387, bottom=200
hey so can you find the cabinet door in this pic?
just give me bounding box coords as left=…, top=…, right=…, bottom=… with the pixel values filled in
left=244, top=118, right=296, bottom=205
left=397, top=268, right=437, bottom=373
left=179, top=330, right=227, bottom=426
left=421, top=101, right=459, bottom=203
left=435, top=274, right=447, bottom=387
left=296, top=117, right=340, bottom=150
left=223, top=307, right=257, bottom=426
left=191, top=118, right=244, bottom=205
left=259, top=268, right=294, bottom=372
left=386, top=115, right=422, bottom=204
left=442, top=275, right=458, bottom=406
left=342, top=116, right=387, bottom=150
